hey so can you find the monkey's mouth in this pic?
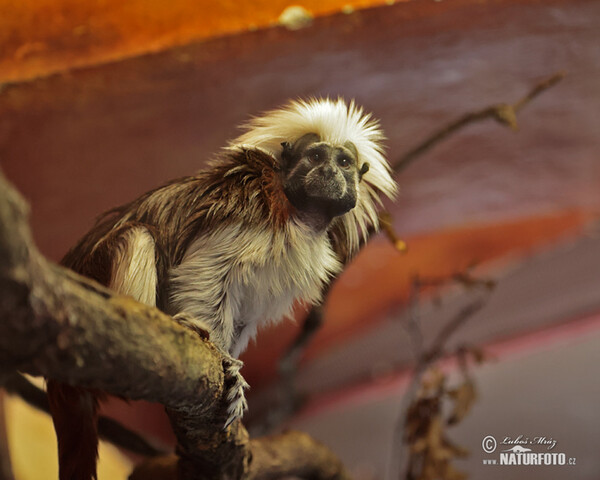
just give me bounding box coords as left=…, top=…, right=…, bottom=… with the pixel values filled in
left=283, top=171, right=357, bottom=228
left=301, top=180, right=356, bottom=220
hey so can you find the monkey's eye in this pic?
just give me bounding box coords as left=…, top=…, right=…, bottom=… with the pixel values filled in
left=338, top=156, right=351, bottom=168
left=309, top=151, right=321, bottom=162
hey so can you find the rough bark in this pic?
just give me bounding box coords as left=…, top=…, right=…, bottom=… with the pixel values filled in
left=0, top=169, right=350, bottom=479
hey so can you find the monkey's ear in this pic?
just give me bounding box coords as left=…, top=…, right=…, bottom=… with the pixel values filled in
left=359, top=162, right=370, bottom=180
left=281, top=142, right=293, bottom=168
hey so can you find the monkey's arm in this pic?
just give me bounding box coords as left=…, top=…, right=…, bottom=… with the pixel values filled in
left=107, top=226, right=158, bottom=306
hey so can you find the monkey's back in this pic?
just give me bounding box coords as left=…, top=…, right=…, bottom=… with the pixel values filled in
left=61, top=149, right=292, bottom=289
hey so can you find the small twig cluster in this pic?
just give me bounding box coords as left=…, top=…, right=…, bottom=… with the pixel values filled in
left=390, top=272, right=494, bottom=480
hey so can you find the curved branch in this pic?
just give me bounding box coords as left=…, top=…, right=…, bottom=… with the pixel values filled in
left=391, top=71, right=566, bottom=173
left=131, top=431, right=351, bottom=480
left=248, top=431, right=351, bottom=480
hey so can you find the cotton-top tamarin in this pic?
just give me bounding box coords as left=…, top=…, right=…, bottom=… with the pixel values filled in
left=46, top=97, right=397, bottom=480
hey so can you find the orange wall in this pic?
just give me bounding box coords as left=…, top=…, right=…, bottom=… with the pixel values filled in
left=0, top=0, right=403, bottom=82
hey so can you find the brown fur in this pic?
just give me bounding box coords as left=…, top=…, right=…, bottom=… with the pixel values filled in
left=46, top=382, right=103, bottom=480
left=60, top=149, right=297, bottom=302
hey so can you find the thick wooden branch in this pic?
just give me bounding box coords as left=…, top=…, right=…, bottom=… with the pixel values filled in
left=131, top=431, right=351, bottom=480
left=0, top=170, right=350, bottom=479
left=247, top=431, right=350, bottom=480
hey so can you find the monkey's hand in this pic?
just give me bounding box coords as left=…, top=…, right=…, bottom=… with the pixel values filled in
left=223, top=355, right=249, bottom=429
left=172, top=312, right=249, bottom=428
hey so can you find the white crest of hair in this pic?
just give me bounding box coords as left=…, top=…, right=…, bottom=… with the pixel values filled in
left=231, top=97, right=397, bottom=253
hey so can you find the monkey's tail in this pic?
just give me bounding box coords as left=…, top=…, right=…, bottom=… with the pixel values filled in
left=47, top=380, right=101, bottom=480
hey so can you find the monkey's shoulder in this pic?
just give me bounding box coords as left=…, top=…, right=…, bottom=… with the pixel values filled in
left=191, top=148, right=294, bottom=229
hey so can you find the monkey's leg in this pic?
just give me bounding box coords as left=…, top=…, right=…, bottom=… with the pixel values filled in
left=47, top=382, right=102, bottom=480
left=173, top=312, right=249, bottom=428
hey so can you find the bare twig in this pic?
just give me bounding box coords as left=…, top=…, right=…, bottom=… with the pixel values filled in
left=392, top=71, right=566, bottom=173
left=421, top=298, right=487, bottom=365
left=379, top=211, right=409, bottom=253
left=258, top=295, right=328, bottom=433
left=279, top=302, right=327, bottom=379
left=99, top=416, right=167, bottom=458
left=512, top=72, right=566, bottom=112
left=389, top=274, right=494, bottom=480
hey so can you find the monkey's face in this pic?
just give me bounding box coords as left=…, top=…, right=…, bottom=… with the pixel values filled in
left=280, top=133, right=369, bottom=230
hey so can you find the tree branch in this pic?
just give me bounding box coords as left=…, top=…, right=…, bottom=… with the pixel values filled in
left=0, top=170, right=350, bottom=479
left=389, top=274, right=494, bottom=480
left=391, top=71, right=566, bottom=172
left=131, top=431, right=351, bottom=480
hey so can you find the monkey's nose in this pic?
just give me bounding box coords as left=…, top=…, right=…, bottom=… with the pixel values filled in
left=320, top=166, right=336, bottom=179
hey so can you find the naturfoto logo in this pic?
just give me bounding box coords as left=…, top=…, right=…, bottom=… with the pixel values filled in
left=481, top=435, right=576, bottom=467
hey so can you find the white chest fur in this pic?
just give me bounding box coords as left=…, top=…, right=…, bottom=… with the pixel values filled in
left=168, top=221, right=341, bottom=357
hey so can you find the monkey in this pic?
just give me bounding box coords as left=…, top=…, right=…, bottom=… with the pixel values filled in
left=46, top=97, right=397, bottom=480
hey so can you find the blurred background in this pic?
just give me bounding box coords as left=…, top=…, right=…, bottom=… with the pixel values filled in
left=1, top=0, right=599, bottom=479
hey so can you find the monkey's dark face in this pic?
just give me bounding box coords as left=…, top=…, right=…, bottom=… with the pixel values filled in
left=280, top=133, right=369, bottom=231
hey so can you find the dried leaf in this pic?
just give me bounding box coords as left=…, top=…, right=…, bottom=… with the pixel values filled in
left=419, top=462, right=437, bottom=480
left=421, top=367, right=445, bottom=394
left=447, top=380, right=477, bottom=425
left=405, top=397, right=439, bottom=443
left=467, top=345, right=486, bottom=364
left=427, top=415, right=443, bottom=442
left=411, top=436, right=428, bottom=454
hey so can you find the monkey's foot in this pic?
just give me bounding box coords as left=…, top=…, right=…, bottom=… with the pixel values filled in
left=172, top=313, right=248, bottom=428
left=173, top=312, right=211, bottom=340
left=222, top=355, right=249, bottom=429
